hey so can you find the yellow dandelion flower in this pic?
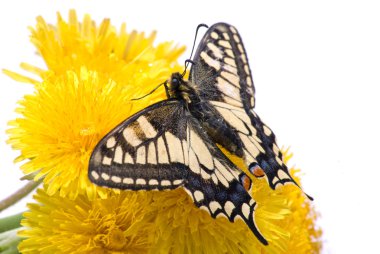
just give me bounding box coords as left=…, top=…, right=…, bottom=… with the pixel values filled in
left=5, top=10, right=184, bottom=88
left=18, top=160, right=320, bottom=254
left=5, top=11, right=184, bottom=199
left=18, top=189, right=153, bottom=254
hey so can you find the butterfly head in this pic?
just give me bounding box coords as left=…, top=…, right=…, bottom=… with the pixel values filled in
left=167, top=72, right=198, bottom=105
left=168, top=72, right=182, bottom=91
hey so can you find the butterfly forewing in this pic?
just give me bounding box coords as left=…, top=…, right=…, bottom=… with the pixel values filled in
left=89, top=100, right=188, bottom=190
left=190, top=22, right=255, bottom=110
left=189, top=23, right=302, bottom=191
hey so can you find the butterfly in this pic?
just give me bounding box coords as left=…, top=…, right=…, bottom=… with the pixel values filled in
left=89, top=23, right=307, bottom=245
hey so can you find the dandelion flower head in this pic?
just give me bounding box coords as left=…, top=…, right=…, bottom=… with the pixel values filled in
left=5, top=10, right=185, bottom=199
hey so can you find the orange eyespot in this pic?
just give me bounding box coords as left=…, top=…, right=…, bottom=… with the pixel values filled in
left=252, top=166, right=265, bottom=178
left=241, top=175, right=252, bottom=191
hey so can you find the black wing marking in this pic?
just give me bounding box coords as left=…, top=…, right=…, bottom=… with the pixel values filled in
left=189, top=23, right=304, bottom=193
left=89, top=100, right=188, bottom=190
left=89, top=99, right=268, bottom=244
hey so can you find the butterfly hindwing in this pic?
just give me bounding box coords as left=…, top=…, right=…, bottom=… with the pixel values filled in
left=184, top=118, right=267, bottom=244
left=189, top=23, right=301, bottom=191
left=209, top=101, right=298, bottom=190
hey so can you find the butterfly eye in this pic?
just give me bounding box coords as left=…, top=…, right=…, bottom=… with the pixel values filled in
left=171, top=78, right=179, bottom=86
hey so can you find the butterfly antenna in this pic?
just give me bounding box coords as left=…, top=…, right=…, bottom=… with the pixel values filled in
left=181, top=59, right=196, bottom=77
left=189, top=23, right=208, bottom=61
left=181, top=23, right=209, bottom=77
left=133, top=24, right=208, bottom=100
left=131, top=81, right=167, bottom=101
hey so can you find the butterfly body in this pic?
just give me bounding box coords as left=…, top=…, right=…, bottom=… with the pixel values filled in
left=167, top=72, right=245, bottom=157
left=166, top=72, right=199, bottom=105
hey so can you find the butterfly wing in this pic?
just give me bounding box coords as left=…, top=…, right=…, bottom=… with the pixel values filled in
left=88, top=99, right=267, bottom=244
left=185, top=116, right=267, bottom=245
left=189, top=22, right=255, bottom=109
left=89, top=100, right=188, bottom=190
left=189, top=23, right=301, bottom=191
left=209, top=100, right=298, bottom=190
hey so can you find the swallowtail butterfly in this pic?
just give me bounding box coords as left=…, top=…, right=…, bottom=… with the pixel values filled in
left=89, top=23, right=306, bottom=245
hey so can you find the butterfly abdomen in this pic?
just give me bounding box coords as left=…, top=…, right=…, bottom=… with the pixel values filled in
left=188, top=101, right=245, bottom=157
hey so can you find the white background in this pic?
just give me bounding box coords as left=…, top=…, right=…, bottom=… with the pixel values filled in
left=1, top=1, right=379, bottom=253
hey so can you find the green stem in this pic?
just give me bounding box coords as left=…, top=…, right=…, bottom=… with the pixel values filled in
left=0, top=180, right=41, bottom=212
left=1, top=245, right=19, bottom=254
left=0, top=213, right=23, bottom=233
left=0, top=228, right=22, bottom=254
